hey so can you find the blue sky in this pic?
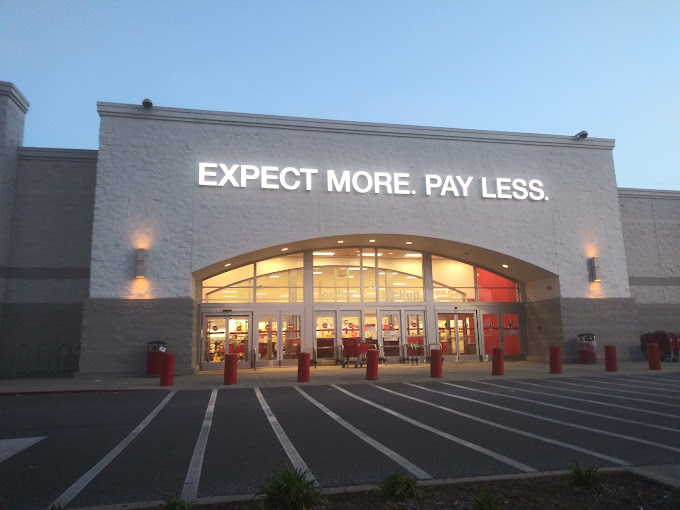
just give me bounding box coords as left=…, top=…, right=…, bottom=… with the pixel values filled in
left=2, top=0, right=678, bottom=190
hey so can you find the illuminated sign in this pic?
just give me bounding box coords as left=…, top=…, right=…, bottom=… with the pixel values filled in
left=198, top=163, right=547, bottom=201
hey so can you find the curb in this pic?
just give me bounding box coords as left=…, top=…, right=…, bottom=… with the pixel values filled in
left=71, top=467, right=677, bottom=510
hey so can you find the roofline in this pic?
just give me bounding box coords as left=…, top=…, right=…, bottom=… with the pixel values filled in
left=97, top=102, right=615, bottom=150
left=0, top=81, right=30, bottom=113
left=618, top=187, right=680, bottom=199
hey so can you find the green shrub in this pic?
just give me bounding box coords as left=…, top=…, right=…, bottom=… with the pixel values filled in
left=471, top=488, right=500, bottom=510
left=256, top=464, right=325, bottom=510
left=377, top=471, right=421, bottom=501
left=569, top=462, right=602, bottom=490
left=159, top=496, right=194, bottom=510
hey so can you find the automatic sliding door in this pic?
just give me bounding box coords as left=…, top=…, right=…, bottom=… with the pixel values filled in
left=381, top=312, right=401, bottom=358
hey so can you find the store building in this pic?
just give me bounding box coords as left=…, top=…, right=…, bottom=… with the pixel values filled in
left=1, top=80, right=678, bottom=377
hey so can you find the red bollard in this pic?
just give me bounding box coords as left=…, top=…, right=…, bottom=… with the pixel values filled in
left=549, top=346, right=562, bottom=374
left=224, top=353, right=238, bottom=385
left=492, top=347, right=504, bottom=376
left=297, top=352, right=310, bottom=382
left=160, top=353, right=175, bottom=386
left=430, top=348, right=442, bottom=378
left=604, top=345, right=617, bottom=372
left=366, top=349, right=379, bottom=380
left=647, top=343, right=661, bottom=370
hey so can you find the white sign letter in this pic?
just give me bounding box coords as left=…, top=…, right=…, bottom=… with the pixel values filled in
left=528, top=179, right=545, bottom=200
left=218, top=164, right=240, bottom=187
left=393, top=173, right=411, bottom=195
left=373, top=172, right=393, bottom=194
left=299, top=168, right=318, bottom=191
left=327, top=170, right=351, bottom=192
left=280, top=167, right=300, bottom=190
left=261, top=166, right=279, bottom=190
left=481, top=177, right=496, bottom=198
left=199, top=163, right=218, bottom=186
left=456, top=176, right=473, bottom=197
left=496, top=178, right=512, bottom=199
left=425, top=174, right=442, bottom=196
left=240, top=165, right=260, bottom=188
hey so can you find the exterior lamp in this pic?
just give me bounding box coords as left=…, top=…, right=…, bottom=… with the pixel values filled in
left=588, top=256, right=601, bottom=282
left=136, top=248, right=146, bottom=278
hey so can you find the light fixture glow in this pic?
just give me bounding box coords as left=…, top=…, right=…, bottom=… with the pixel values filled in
left=337, top=240, right=344, bottom=243
left=313, top=251, right=335, bottom=256
left=135, top=248, right=146, bottom=279
left=224, top=263, right=231, bottom=267
left=269, top=275, right=280, bottom=278
left=406, top=241, right=413, bottom=245
left=502, top=264, right=509, bottom=268
left=313, top=271, right=323, bottom=274
left=404, top=253, right=422, bottom=258
left=369, top=239, right=376, bottom=243
left=281, top=248, right=288, bottom=251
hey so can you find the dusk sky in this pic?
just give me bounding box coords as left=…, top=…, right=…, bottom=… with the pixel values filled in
left=2, top=0, right=678, bottom=190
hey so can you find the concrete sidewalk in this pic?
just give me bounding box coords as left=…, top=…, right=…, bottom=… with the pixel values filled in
left=1, top=360, right=678, bottom=394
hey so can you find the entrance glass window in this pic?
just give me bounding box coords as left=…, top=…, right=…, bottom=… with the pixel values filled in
left=315, top=312, right=336, bottom=362
left=438, top=312, right=478, bottom=359
left=282, top=314, right=302, bottom=359
left=405, top=313, right=424, bottom=356
left=381, top=312, right=401, bottom=357
left=257, top=316, right=278, bottom=361
left=364, top=310, right=378, bottom=347
left=200, top=245, right=523, bottom=368
left=203, top=314, right=251, bottom=368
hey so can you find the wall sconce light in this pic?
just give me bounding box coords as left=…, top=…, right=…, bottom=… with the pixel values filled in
left=136, top=249, right=146, bottom=278
left=588, top=256, right=601, bottom=282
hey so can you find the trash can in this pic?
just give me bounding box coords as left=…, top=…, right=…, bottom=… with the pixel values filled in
left=146, top=341, right=167, bottom=376
left=577, top=333, right=596, bottom=363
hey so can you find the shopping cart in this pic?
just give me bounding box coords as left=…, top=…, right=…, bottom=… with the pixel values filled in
left=355, top=344, right=387, bottom=367
left=341, top=338, right=371, bottom=368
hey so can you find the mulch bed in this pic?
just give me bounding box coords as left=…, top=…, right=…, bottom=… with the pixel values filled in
left=195, top=471, right=677, bottom=509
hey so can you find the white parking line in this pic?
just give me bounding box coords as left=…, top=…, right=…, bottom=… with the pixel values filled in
left=625, top=375, right=680, bottom=389
left=331, top=385, right=535, bottom=473
left=506, top=380, right=680, bottom=419
left=622, top=375, right=680, bottom=389
left=537, top=379, right=680, bottom=408
left=294, top=387, right=432, bottom=480
left=255, top=388, right=316, bottom=483
left=181, top=388, right=218, bottom=500
left=47, top=391, right=176, bottom=510
left=558, top=378, right=680, bottom=397
left=594, top=376, right=680, bottom=392
left=380, top=385, right=629, bottom=466
left=440, top=382, right=680, bottom=454
left=470, top=380, right=679, bottom=432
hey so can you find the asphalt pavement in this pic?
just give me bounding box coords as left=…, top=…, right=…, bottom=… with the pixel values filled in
left=0, top=360, right=679, bottom=509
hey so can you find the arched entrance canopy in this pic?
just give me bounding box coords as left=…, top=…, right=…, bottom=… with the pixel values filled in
left=193, top=234, right=557, bottom=284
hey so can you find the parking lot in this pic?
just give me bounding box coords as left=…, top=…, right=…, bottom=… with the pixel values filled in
left=1, top=372, right=679, bottom=509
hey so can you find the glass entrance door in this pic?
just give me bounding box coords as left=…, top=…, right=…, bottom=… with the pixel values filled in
left=381, top=312, right=401, bottom=359
left=438, top=312, right=478, bottom=361
left=257, top=315, right=278, bottom=367
left=315, top=312, right=336, bottom=364
left=405, top=312, right=425, bottom=358
left=202, top=314, right=251, bottom=369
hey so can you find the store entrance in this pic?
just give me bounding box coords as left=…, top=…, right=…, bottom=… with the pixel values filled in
left=482, top=310, right=522, bottom=359
left=202, top=313, right=252, bottom=369
left=437, top=312, right=480, bottom=361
